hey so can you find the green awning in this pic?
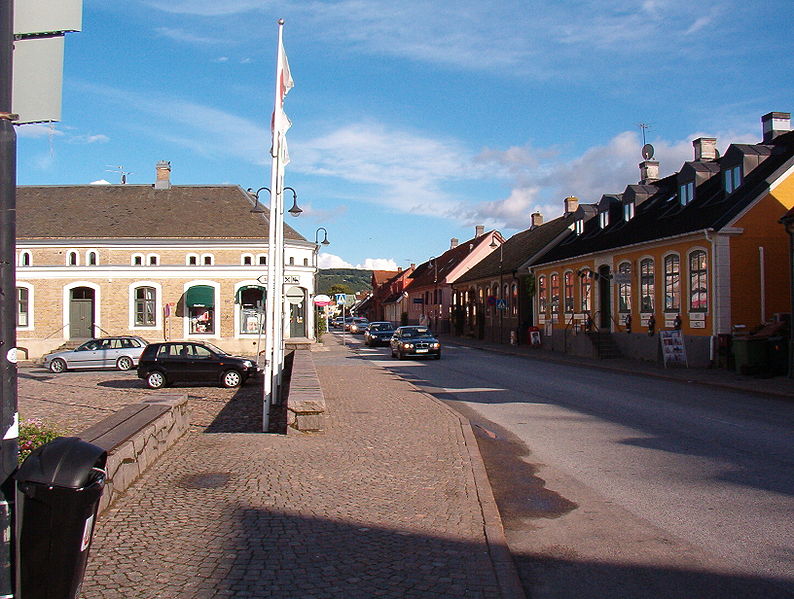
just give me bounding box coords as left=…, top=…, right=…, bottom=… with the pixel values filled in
left=235, top=285, right=266, bottom=304
left=186, top=285, right=215, bottom=308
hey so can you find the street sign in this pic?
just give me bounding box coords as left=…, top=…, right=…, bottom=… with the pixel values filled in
left=413, top=297, right=423, bottom=304
left=495, top=299, right=507, bottom=310
left=335, top=293, right=347, bottom=304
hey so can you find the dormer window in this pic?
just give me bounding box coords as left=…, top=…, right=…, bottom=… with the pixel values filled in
left=574, top=219, right=584, bottom=235
left=599, top=211, right=609, bottom=229
left=623, top=201, right=635, bottom=222
left=724, top=165, right=741, bottom=194
left=679, top=181, right=694, bottom=206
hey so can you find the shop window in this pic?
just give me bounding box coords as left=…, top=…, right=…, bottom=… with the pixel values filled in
left=550, top=274, right=560, bottom=314
left=664, top=255, right=680, bottom=311
left=17, top=287, right=29, bottom=327
left=237, top=286, right=266, bottom=334
left=563, top=272, right=574, bottom=313
left=134, top=287, right=157, bottom=327
left=640, top=259, right=655, bottom=312
left=186, top=285, right=215, bottom=334
left=579, top=270, right=592, bottom=312
left=618, top=262, right=632, bottom=313
left=689, top=250, right=708, bottom=311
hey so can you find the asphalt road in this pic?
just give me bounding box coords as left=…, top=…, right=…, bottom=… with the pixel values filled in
left=342, top=332, right=794, bottom=599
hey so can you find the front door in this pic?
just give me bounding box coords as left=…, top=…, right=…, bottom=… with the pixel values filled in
left=598, top=265, right=611, bottom=330
left=287, top=286, right=306, bottom=338
left=69, top=287, right=95, bottom=339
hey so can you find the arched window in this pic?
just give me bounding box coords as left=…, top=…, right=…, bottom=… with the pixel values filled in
left=202, top=254, right=213, bottom=266
left=242, top=254, right=253, bottom=266
left=148, top=254, right=159, bottom=266
left=618, top=262, right=632, bottom=313
left=134, top=287, right=157, bottom=327
left=664, top=255, right=680, bottom=312
left=67, top=251, right=78, bottom=266
left=579, top=270, right=592, bottom=312
left=538, top=275, right=548, bottom=313
left=258, top=254, right=267, bottom=265
left=132, top=253, right=144, bottom=266
left=187, top=254, right=198, bottom=266
left=640, top=259, right=655, bottom=312
left=19, top=251, right=31, bottom=267
left=87, top=251, right=98, bottom=266
left=563, top=272, right=574, bottom=313
left=550, top=273, right=560, bottom=314
left=689, top=250, right=708, bottom=311
left=511, top=283, right=518, bottom=316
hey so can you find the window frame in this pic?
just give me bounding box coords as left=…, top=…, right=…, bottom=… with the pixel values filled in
left=563, top=271, right=574, bottom=313
left=623, top=202, right=635, bottom=222
left=688, top=250, right=708, bottom=312
left=663, top=254, right=681, bottom=312
left=579, top=270, right=592, bottom=312
left=679, top=181, right=694, bottom=206
left=18, top=250, right=31, bottom=267
left=639, top=258, right=655, bottom=313
left=132, top=253, right=144, bottom=266
left=67, top=250, right=79, bottom=266
left=134, top=286, right=158, bottom=327
left=723, top=165, right=742, bottom=194
left=16, top=286, right=30, bottom=328
left=538, top=275, right=547, bottom=314
left=617, top=261, right=632, bottom=313
left=550, top=273, right=560, bottom=314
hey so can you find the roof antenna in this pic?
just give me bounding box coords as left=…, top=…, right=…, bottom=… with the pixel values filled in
left=637, top=122, right=651, bottom=147
left=106, top=165, right=133, bottom=184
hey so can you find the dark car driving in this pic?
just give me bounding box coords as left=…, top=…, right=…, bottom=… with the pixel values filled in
left=136, top=341, right=258, bottom=389
left=389, top=326, right=441, bottom=360
left=363, top=322, right=395, bottom=347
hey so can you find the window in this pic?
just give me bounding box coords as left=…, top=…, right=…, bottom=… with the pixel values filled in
left=564, top=272, right=574, bottom=313
left=664, top=255, right=680, bottom=311
left=258, top=255, right=267, bottom=265
left=538, top=275, right=547, bottom=313
left=242, top=254, right=253, bottom=265
left=579, top=270, right=592, bottom=312
left=550, top=273, right=560, bottom=314
left=574, top=219, right=584, bottom=235
left=724, top=165, right=742, bottom=194
left=19, top=251, right=31, bottom=267
left=67, top=251, right=78, bottom=266
left=135, top=287, right=157, bottom=327
left=17, top=287, right=29, bottom=327
left=132, top=254, right=144, bottom=266
left=503, top=284, right=510, bottom=311
left=617, top=262, right=631, bottom=313
left=148, top=254, right=159, bottom=266
left=623, top=202, right=635, bottom=222
left=689, top=250, right=708, bottom=311
left=303, top=258, right=309, bottom=266
left=511, top=283, right=518, bottom=316
left=679, top=181, right=694, bottom=206
left=187, top=254, right=198, bottom=266
left=187, top=285, right=215, bottom=335
left=202, top=254, right=213, bottom=265
left=599, top=211, right=609, bottom=229
left=87, top=251, right=98, bottom=266
left=289, top=257, right=295, bottom=265
left=640, top=259, right=654, bottom=312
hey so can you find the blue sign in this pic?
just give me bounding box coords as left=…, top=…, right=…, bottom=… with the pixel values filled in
left=495, top=299, right=507, bottom=310
left=335, top=293, right=347, bottom=303
left=413, top=297, right=424, bottom=304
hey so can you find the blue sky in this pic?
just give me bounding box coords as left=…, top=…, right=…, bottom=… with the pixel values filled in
left=16, top=0, right=794, bottom=271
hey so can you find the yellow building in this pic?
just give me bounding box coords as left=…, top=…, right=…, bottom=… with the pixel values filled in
left=531, top=112, right=794, bottom=368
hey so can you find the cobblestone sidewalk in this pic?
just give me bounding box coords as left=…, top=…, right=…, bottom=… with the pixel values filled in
left=62, top=336, right=517, bottom=598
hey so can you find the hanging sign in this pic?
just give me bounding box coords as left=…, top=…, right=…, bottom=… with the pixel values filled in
left=313, top=294, right=332, bottom=306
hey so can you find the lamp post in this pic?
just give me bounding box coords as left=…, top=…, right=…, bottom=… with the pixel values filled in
left=313, top=227, right=330, bottom=338
left=490, top=237, right=504, bottom=342
left=428, top=256, right=439, bottom=332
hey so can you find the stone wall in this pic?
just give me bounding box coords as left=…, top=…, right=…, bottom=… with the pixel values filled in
left=286, top=350, right=326, bottom=433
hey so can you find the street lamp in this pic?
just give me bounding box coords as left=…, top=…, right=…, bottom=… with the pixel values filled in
left=248, top=186, right=302, bottom=217
left=285, top=187, right=303, bottom=217
left=314, top=227, right=330, bottom=246
left=429, top=256, right=439, bottom=331
left=490, top=237, right=505, bottom=342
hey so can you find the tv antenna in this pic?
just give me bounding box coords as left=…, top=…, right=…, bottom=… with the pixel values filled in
left=106, top=165, right=133, bottom=184
left=637, top=122, right=651, bottom=146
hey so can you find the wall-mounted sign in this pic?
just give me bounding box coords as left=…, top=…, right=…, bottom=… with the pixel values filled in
left=284, top=275, right=300, bottom=284
left=413, top=297, right=424, bottom=304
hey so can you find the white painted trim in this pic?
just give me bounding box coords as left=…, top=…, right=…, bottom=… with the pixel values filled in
left=233, top=280, right=266, bottom=339
left=16, top=282, right=34, bottom=331
left=127, top=281, right=163, bottom=331
left=62, top=281, right=102, bottom=340
left=18, top=250, right=32, bottom=267
left=183, top=280, right=221, bottom=340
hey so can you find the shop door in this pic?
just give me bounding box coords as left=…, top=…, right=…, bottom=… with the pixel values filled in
left=69, top=287, right=95, bottom=339
left=287, top=286, right=306, bottom=338
left=598, top=265, right=612, bottom=330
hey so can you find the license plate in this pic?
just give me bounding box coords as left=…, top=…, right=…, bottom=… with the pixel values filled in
left=416, top=349, right=428, bottom=353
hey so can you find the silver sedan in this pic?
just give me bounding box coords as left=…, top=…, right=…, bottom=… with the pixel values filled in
left=43, top=336, right=149, bottom=373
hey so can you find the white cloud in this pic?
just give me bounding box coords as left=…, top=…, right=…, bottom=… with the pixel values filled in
left=155, top=27, right=225, bottom=44
left=360, top=258, right=398, bottom=270
left=16, top=123, right=63, bottom=139
left=316, top=253, right=396, bottom=270
left=70, top=134, right=110, bottom=145
left=90, top=179, right=112, bottom=185
left=143, top=0, right=269, bottom=16
left=318, top=253, right=353, bottom=269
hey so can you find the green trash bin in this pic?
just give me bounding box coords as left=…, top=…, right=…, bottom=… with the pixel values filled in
left=732, top=337, right=769, bottom=375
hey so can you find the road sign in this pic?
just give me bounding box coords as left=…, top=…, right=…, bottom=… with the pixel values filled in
left=495, top=299, right=507, bottom=310
left=335, top=293, right=347, bottom=304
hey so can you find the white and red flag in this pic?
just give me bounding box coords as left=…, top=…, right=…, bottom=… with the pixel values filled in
left=271, top=24, right=294, bottom=164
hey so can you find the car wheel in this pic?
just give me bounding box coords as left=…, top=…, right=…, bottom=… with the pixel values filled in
left=48, top=358, right=67, bottom=373
left=116, top=356, right=134, bottom=371
left=146, top=371, right=166, bottom=389
left=221, top=369, right=242, bottom=388
left=434, top=354, right=441, bottom=360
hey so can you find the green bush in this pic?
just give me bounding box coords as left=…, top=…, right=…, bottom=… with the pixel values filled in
left=18, top=418, right=62, bottom=464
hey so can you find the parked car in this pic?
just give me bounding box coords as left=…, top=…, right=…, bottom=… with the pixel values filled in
left=349, top=317, right=370, bottom=334
left=390, top=326, right=441, bottom=360
left=341, top=316, right=356, bottom=330
left=136, top=341, right=258, bottom=389
left=330, top=316, right=345, bottom=329
left=43, top=336, right=149, bottom=373
left=364, top=322, right=395, bottom=347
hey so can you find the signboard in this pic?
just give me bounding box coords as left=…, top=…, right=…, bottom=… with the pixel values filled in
left=495, top=299, right=507, bottom=310
left=660, top=330, right=688, bottom=368
left=413, top=297, right=424, bottom=304
left=334, top=293, right=347, bottom=304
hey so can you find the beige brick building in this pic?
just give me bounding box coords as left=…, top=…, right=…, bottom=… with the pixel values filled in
left=15, top=162, right=317, bottom=359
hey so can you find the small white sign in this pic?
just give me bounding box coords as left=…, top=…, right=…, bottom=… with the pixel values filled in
left=691, top=321, right=706, bottom=329
left=6, top=348, right=17, bottom=364
left=689, top=313, right=706, bottom=321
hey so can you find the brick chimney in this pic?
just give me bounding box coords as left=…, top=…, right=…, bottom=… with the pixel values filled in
left=693, top=138, right=718, bottom=161
left=530, top=212, right=543, bottom=228
left=639, top=160, right=660, bottom=184
left=564, top=196, right=579, bottom=215
left=450, top=237, right=459, bottom=249
left=762, top=111, right=791, bottom=143
left=155, top=160, right=172, bottom=190
left=475, top=225, right=485, bottom=238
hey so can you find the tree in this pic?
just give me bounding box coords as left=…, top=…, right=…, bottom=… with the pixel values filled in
left=328, top=283, right=354, bottom=296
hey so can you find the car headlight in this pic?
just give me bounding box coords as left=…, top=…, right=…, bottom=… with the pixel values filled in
left=432, top=343, right=440, bottom=348
left=401, top=343, right=414, bottom=349
left=242, top=360, right=254, bottom=368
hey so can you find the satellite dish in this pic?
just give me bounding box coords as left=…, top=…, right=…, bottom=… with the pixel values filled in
left=641, top=144, right=655, bottom=160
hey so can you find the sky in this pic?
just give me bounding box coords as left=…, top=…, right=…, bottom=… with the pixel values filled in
left=16, top=0, right=794, bottom=271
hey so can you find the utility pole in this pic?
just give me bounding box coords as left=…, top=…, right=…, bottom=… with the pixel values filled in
left=0, top=0, right=16, bottom=595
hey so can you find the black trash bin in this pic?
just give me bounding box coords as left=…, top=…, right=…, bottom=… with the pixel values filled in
left=14, top=437, right=107, bottom=599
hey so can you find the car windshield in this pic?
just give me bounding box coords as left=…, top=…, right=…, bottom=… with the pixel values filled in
left=371, top=323, right=393, bottom=331
left=77, top=340, right=101, bottom=351
left=202, top=342, right=227, bottom=356
left=401, top=327, right=431, bottom=338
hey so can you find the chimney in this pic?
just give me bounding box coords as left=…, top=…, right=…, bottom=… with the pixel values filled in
left=693, top=138, right=718, bottom=161
left=155, top=160, right=172, bottom=190
left=475, top=225, right=485, bottom=238
left=639, top=160, right=660, bottom=184
left=397, top=266, right=402, bottom=273
left=410, top=263, right=415, bottom=270
left=563, top=196, right=579, bottom=215
left=530, top=212, right=543, bottom=228
left=761, top=111, right=791, bottom=143
left=450, top=237, right=459, bottom=249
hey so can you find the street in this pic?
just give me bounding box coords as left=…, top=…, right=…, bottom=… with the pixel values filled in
left=342, top=331, right=794, bottom=598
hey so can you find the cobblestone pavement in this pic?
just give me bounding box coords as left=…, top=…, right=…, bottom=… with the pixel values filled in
left=18, top=336, right=513, bottom=598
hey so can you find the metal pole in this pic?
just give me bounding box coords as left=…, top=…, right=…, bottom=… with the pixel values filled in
left=0, top=0, right=16, bottom=594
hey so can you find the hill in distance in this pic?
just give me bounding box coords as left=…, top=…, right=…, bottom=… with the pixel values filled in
left=317, top=269, right=373, bottom=295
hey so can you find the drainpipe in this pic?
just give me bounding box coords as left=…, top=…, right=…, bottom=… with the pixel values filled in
left=759, top=246, right=766, bottom=324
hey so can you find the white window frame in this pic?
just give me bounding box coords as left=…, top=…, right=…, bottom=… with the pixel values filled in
left=679, top=181, right=694, bottom=206
left=147, top=253, right=160, bottom=266
left=129, top=281, right=163, bottom=330
left=723, top=165, right=742, bottom=194
left=18, top=250, right=32, bottom=267
left=257, top=254, right=267, bottom=266
left=186, top=253, right=199, bottom=266
left=86, top=250, right=99, bottom=266
left=599, top=211, right=609, bottom=229
left=183, top=280, right=220, bottom=339
left=67, top=250, right=79, bottom=266
left=234, top=280, right=267, bottom=338
left=131, top=253, right=145, bottom=266
left=16, top=283, right=34, bottom=330
left=241, top=253, right=254, bottom=266
left=623, top=202, right=635, bottom=222
left=574, top=219, right=584, bottom=235
left=201, top=254, right=214, bottom=266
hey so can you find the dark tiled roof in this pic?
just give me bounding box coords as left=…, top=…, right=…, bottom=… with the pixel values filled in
left=16, top=185, right=305, bottom=241
left=408, top=232, right=496, bottom=288
left=537, top=130, right=794, bottom=265
left=455, top=215, right=574, bottom=284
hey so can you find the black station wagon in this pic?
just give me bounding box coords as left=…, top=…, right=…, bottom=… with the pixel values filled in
left=136, top=341, right=258, bottom=389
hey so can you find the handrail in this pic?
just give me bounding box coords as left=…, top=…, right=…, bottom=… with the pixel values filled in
left=40, top=324, right=69, bottom=341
